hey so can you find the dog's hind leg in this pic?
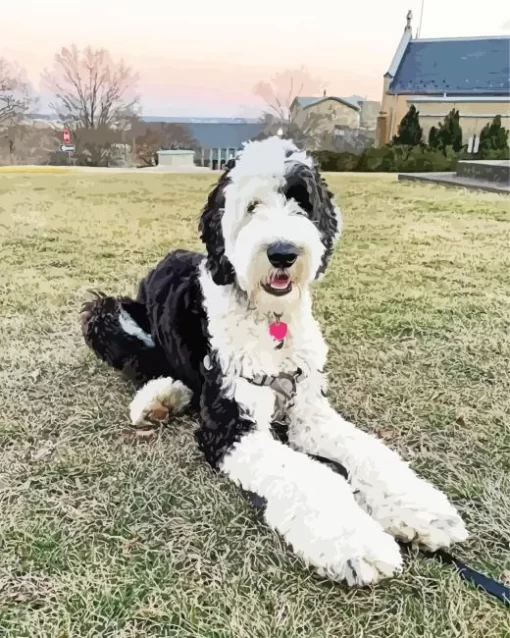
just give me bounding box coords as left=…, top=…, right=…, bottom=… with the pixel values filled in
left=80, top=291, right=166, bottom=385
left=80, top=292, right=192, bottom=425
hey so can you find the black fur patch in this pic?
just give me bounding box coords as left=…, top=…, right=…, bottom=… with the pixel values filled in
left=270, top=420, right=289, bottom=444
left=198, top=167, right=236, bottom=286
left=196, top=350, right=256, bottom=468
left=80, top=146, right=339, bottom=479
left=136, top=249, right=209, bottom=404
left=283, top=163, right=339, bottom=277
left=81, top=251, right=209, bottom=403
left=80, top=292, right=169, bottom=388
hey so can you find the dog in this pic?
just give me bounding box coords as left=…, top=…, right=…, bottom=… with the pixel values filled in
left=81, top=136, right=468, bottom=586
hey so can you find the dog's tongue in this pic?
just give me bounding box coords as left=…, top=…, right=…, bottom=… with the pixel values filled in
left=269, top=321, right=288, bottom=341
left=271, top=272, right=290, bottom=289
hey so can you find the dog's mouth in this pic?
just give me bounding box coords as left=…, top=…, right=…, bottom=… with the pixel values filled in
left=262, top=270, right=292, bottom=296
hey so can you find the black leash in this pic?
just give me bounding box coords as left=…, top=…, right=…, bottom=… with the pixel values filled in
left=244, top=454, right=510, bottom=606
left=399, top=542, right=510, bottom=607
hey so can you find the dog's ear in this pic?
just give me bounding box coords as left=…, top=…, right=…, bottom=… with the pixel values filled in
left=198, top=167, right=236, bottom=286
left=284, top=162, right=341, bottom=278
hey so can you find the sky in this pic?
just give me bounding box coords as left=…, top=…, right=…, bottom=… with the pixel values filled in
left=1, top=0, right=509, bottom=117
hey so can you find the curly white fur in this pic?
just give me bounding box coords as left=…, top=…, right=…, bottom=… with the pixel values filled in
left=129, top=377, right=192, bottom=425
left=221, top=430, right=403, bottom=585
left=125, top=136, right=468, bottom=586
left=200, top=140, right=466, bottom=584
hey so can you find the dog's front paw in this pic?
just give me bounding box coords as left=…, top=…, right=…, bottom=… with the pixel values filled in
left=374, top=479, right=468, bottom=551
left=269, top=501, right=403, bottom=587
left=129, top=377, right=192, bottom=426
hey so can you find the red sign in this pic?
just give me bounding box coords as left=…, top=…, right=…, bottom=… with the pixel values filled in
left=63, top=128, right=71, bottom=144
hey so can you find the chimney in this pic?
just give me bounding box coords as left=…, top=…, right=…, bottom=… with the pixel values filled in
left=323, top=89, right=327, bottom=97
left=406, top=9, right=412, bottom=31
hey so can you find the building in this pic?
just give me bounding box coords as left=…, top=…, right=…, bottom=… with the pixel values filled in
left=290, top=94, right=360, bottom=149
left=376, top=13, right=510, bottom=146
left=289, top=94, right=381, bottom=152
left=142, top=117, right=263, bottom=168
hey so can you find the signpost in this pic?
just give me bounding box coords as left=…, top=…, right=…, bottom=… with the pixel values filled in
left=60, top=128, right=74, bottom=154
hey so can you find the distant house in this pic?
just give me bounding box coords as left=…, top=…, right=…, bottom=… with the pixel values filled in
left=338, top=95, right=381, bottom=130
left=376, top=13, right=510, bottom=146
left=142, top=117, right=263, bottom=168
left=289, top=93, right=380, bottom=151
left=290, top=94, right=360, bottom=149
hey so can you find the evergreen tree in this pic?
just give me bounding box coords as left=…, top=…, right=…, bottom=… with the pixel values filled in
left=392, top=105, right=423, bottom=146
left=435, top=109, right=463, bottom=153
left=428, top=126, right=439, bottom=149
left=479, top=115, right=509, bottom=153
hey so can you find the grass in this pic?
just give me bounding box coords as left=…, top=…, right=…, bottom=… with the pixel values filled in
left=0, top=167, right=77, bottom=174
left=0, top=171, right=509, bottom=638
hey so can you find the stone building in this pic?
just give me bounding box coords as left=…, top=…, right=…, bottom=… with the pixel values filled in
left=376, top=12, right=510, bottom=146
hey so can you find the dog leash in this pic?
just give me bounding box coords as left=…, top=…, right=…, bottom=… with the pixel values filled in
left=245, top=454, right=509, bottom=606
left=315, top=455, right=510, bottom=606
left=398, top=542, right=510, bottom=606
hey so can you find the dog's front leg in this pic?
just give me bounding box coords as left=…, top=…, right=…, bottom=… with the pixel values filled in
left=288, top=378, right=468, bottom=551
left=196, top=372, right=403, bottom=586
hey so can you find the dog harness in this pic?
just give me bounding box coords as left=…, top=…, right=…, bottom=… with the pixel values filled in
left=244, top=367, right=305, bottom=422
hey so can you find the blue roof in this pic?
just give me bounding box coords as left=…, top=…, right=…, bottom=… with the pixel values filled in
left=139, top=119, right=264, bottom=150
left=389, top=36, right=510, bottom=95
left=142, top=116, right=260, bottom=124
left=185, top=122, right=264, bottom=149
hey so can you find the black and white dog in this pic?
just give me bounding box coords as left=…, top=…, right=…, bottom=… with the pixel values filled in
left=81, top=136, right=467, bottom=586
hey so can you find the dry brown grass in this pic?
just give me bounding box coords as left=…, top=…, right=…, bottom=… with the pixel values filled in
left=0, top=171, right=509, bottom=637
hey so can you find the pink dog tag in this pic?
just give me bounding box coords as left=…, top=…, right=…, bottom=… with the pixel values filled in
left=269, top=321, right=288, bottom=342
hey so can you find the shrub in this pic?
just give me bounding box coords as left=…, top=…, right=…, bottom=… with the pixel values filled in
left=478, top=115, right=509, bottom=154
left=356, top=146, right=403, bottom=172
left=428, top=126, right=439, bottom=148
left=459, top=146, right=510, bottom=161
left=46, top=150, right=74, bottom=166
left=313, top=145, right=458, bottom=173
left=391, top=105, right=423, bottom=147
left=479, top=147, right=510, bottom=160
left=429, top=109, right=463, bottom=153
left=357, top=145, right=457, bottom=173
left=311, top=150, right=359, bottom=171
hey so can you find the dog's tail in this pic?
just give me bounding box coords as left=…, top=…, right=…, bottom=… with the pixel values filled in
left=80, top=291, right=169, bottom=387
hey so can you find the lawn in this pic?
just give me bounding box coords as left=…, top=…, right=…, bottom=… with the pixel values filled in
left=0, top=171, right=509, bottom=638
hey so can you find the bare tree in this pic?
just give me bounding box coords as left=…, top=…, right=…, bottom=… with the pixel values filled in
left=128, top=119, right=198, bottom=167
left=42, top=45, right=139, bottom=128
left=1, top=122, right=60, bottom=166
left=0, top=58, right=35, bottom=128
left=253, top=66, right=324, bottom=146
left=253, top=66, right=323, bottom=123
left=41, top=45, right=139, bottom=166
left=254, top=111, right=325, bottom=147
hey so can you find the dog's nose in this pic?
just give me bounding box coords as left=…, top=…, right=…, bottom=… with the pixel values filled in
left=267, top=242, right=299, bottom=268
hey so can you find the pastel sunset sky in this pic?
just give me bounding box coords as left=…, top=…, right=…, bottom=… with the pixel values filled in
left=2, top=0, right=509, bottom=117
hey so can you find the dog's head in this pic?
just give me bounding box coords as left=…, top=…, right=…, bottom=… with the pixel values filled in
left=199, top=136, right=341, bottom=310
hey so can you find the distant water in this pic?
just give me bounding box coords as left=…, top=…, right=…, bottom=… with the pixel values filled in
left=29, top=114, right=260, bottom=125
left=141, top=116, right=260, bottom=124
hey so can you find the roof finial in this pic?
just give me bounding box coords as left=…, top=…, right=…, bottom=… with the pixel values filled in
left=406, top=9, right=412, bottom=29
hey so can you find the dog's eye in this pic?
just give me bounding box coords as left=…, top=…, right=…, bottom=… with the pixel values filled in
left=247, top=200, right=261, bottom=213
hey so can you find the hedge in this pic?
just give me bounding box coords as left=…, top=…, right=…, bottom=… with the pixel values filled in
left=312, top=145, right=460, bottom=173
